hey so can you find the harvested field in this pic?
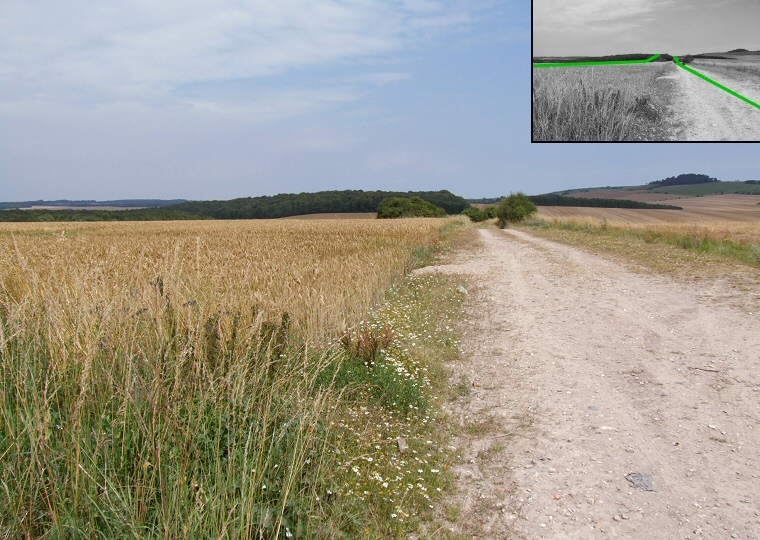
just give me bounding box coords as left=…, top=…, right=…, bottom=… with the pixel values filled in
left=564, top=189, right=690, bottom=203
left=537, top=194, right=760, bottom=223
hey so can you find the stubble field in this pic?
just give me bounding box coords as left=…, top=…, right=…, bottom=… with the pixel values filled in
left=536, top=195, right=760, bottom=223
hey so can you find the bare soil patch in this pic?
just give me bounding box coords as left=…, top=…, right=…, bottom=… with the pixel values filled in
left=426, top=228, right=760, bottom=538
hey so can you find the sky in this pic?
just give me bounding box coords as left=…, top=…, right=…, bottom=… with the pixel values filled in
left=0, top=1, right=759, bottom=202
left=533, top=0, right=760, bottom=57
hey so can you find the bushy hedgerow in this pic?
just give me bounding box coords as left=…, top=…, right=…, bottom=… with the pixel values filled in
left=377, top=197, right=446, bottom=219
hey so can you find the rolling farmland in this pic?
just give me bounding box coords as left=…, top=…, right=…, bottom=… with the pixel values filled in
left=537, top=194, right=760, bottom=223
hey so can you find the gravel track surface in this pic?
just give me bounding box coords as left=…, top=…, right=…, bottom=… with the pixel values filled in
left=426, top=228, right=760, bottom=538
left=664, top=66, right=760, bottom=141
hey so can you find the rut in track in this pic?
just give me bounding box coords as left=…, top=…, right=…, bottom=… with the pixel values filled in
left=423, top=228, right=760, bottom=539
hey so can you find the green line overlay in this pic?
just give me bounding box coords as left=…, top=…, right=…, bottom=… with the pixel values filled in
left=673, top=56, right=760, bottom=111
left=533, top=53, right=660, bottom=68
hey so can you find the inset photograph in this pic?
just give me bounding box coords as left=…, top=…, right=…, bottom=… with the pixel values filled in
left=532, top=0, right=760, bottom=142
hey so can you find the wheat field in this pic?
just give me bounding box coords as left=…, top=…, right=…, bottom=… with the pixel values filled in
left=532, top=63, right=671, bottom=141
left=0, top=218, right=453, bottom=538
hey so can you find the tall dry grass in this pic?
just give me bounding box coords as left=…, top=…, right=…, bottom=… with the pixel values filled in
left=532, top=64, right=670, bottom=141
left=692, top=59, right=760, bottom=79
left=530, top=214, right=760, bottom=266
left=0, top=218, right=452, bottom=538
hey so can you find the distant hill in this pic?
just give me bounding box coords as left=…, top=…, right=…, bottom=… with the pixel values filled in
left=0, top=199, right=186, bottom=210
left=549, top=175, right=760, bottom=200
left=646, top=173, right=718, bottom=188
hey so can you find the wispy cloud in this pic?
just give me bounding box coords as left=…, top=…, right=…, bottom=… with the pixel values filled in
left=184, top=87, right=359, bottom=122
left=535, top=0, right=672, bottom=33
left=0, top=1, right=474, bottom=116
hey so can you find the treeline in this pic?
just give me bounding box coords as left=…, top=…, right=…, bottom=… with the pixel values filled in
left=647, top=173, right=718, bottom=188
left=0, top=190, right=469, bottom=222
left=0, top=209, right=207, bottom=222
left=533, top=53, right=657, bottom=62
left=528, top=195, right=682, bottom=210
left=164, top=190, right=468, bottom=219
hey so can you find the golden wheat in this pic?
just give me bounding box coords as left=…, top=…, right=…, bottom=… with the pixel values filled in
left=0, top=217, right=458, bottom=537
left=0, top=219, right=449, bottom=343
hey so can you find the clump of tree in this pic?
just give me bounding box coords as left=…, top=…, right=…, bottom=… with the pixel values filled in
left=495, top=193, right=537, bottom=228
left=376, top=197, right=446, bottom=219
left=461, top=206, right=496, bottom=222
left=647, top=173, right=718, bottom=188
left=679, top=55, right=694, bottom=64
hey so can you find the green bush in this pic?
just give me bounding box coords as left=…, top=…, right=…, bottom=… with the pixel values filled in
left=376, top=197, right=446, bottom=219
left=461, top=207, right=485, bottom=222
left=496, top=192, right=537, bottom=228
left=461, top=206, right=496, bottom=222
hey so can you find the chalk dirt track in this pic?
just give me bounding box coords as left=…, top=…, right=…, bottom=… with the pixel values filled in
left=663, top=65, right=760, bottom=141
left=420, top=228, right=760, bottom=539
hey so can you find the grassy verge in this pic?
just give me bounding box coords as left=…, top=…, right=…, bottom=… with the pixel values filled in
left=521, top=216, right=760, bottom=275
left=323, top=269, right=467, bottom=538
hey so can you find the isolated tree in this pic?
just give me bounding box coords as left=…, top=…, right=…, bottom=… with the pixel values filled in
left=495, top=192, right=537, bottom=228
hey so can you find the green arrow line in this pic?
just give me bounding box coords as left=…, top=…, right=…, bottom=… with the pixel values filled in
left=533, top=53, right=661, bottom=68
left=673, top=56, right=760, bottom=111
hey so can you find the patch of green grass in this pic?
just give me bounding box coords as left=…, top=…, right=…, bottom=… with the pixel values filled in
left=315, top=252, right=469, bottom=537
left=452, top=374, right=471, bottom=399
left=477, top=442, right=506, bottom=461
left=464, top=415, right=502, bottom=437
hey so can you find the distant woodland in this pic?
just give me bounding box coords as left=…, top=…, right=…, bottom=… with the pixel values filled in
left=647, top=174, right=718, bottom=188
left=166, top=190, right=469, bottom=219
left=0, top=190, right=468, bottom=222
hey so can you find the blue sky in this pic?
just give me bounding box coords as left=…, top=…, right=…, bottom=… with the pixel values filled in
left=1, top=1, right=758, bottom=201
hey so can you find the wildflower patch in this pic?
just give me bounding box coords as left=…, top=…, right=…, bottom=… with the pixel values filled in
left=324, top=272, right=467, bottom=537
